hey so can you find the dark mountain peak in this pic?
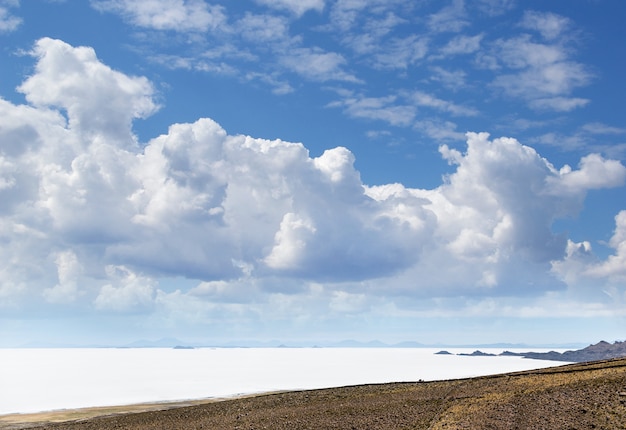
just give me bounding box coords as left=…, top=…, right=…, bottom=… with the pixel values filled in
left=502, top=340, right=626, bottom=363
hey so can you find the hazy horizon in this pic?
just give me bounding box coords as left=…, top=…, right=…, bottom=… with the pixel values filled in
left=6, top=336, right=590, bottom=350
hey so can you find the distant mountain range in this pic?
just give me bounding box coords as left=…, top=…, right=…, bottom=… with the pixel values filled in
left=503, top=340, right=626, bottom=362
left=15, top=337, right=595, bottom=350
left=119, top=339, right=427, bottom=348
left=435, top=340, right=626, bottom=363
left=117, top=338, right=586, bottom=349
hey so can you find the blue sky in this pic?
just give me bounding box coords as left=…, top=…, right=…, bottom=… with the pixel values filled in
left=0, top=0, right=625, bottom=347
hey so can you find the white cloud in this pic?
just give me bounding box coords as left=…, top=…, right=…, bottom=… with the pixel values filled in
left=439, top=33, right=483, bottom=56
left=374, top=132, right=626, bottom=295
left=472, top=0, right=515, bottom=17
left=413, top=119, right=465, bottom=141
left=550, top=239, right=596, bottom=287
left=409, top=90, right=478, bottom=116
left=150, top=45, right=253, bottom=76
left=581, top=122, right=626, bottom=136
left=547, top=154, right=626, bottom=194
left=552, top=212, right=626, bottom=307
left=361, top=9, right=406, bottom=38
left=280, top=47, right=360, bottom=82
left=329, top=0, right=407, bottom=33
left=497, top=36, right=564, bottom=74
left=92, top=0, right=226, bottom=32
left=94, top=266, right=156, bottom=312
left=529, top=97, right=590, bottom=112
left=254, top=0, right=324, bottom=17
left=190, top=279, right=259, bottom=304
left=329, top=94, right=416, bottom=126
left=0, top=4, right=21, bottom=32
left=327, top=0, right=364, bottom=32
left=491, top=35, right=592, bottom=109
left=313, top=146, right=359, bottom=184
left=428, top=0, right=469, bottom=33
left=264, top=212, right=317, bottom=270
left=532, top=131, right=588, bottom=151
left=236, top=13, right=290, bottom=43
left=371, top=35, right=429, bottom=69
left=18, top=38, right=158, bottom=145
left=429, top=66, right=467, bottom=90
left=520, top=10, right=571, bottom=41
left=245, top=72, right=294, bottom=95
left=2, top=37, right=626, bottom=327
left=587, top=211, right=626, bottom=281
left=43, top=250, right=82, bottom=304
left=531, top=122, right=626, bottom=156
left=329, top=290, right=367, bottom=313
left=89, top=0, right=341, bottom=96
left=438, top=133, right=566, bottom=262
left=0, top=155, right=16, bottom=190
left=328, top=2, right=427, bottom=70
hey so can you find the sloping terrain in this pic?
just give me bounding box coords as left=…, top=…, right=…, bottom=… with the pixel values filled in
left=2, top=357, right=625, bottom=429
left=508, top=340, right=626, bottom=362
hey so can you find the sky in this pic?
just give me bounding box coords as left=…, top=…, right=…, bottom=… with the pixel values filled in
left=0, top=0, right=625, bottom=347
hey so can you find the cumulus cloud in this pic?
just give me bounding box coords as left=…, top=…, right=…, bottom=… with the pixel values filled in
left=43, top=251, right=82, bottom=304
left=1, top=38, right=625, bottom=325
left=552, top=211, right=626, bottom=313
left=547, top=154, right=626, bottom=194
left=264, top=213, right=317, bottom=271
left=94, top=266, right=156, bottom=312
left=585, top=211, right=626, bottom=281
left=18, top=38, right=158, bottom=146
left=364, top=132, right=626, bottom=296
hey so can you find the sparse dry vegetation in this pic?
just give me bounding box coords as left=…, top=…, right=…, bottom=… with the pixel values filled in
left=3, top=358, right=626, bottom=429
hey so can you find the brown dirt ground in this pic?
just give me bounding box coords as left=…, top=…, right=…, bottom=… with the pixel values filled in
left=2, top=358, right=626, bottom=430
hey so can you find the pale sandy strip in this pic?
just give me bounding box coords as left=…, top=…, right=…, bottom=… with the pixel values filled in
left=0, top=391, right=288, bottom=429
